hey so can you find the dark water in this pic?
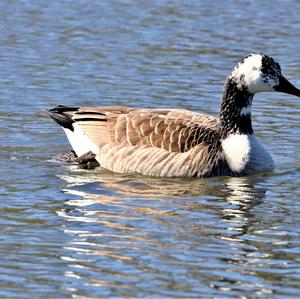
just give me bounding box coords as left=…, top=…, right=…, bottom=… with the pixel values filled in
left=1, top=0, right=300, bottom=298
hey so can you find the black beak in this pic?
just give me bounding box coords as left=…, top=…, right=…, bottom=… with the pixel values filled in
left=274, top=76, right=300, bottom=97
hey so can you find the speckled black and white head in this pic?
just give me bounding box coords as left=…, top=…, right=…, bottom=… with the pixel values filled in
left=230, top=53, right=300, bottom=95
left=229, top=53, right=281, bottom=93
left=220, top=53, right=300, bottom=139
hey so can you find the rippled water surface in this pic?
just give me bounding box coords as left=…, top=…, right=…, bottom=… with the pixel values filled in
left=1, top=0, right=300, bottom=298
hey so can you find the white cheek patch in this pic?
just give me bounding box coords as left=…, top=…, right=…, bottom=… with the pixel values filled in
left=247, top=74, right=276, bottom=93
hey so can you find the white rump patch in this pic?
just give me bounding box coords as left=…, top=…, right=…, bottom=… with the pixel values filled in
left=222, top=134, right=274, bottom=174
left=63, top=124, right=99, bottom=157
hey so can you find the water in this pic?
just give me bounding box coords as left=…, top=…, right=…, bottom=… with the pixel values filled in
left=1, top=0, right=300, bottom=298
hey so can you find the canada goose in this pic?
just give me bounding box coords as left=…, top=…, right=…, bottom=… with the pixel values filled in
left=47, top=54, right=300, bottom=178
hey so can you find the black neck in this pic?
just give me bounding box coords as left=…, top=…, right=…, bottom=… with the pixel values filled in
left=220, top=78, right=254, bottom=139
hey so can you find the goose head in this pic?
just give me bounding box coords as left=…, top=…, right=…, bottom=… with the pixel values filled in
left=229, top=53, right=300, bottom=97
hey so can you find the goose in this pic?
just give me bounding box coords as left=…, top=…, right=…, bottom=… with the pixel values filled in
left=47, top=54, right=300, bottom=178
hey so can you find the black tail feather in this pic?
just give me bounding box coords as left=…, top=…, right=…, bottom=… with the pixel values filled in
left=47, top=105, right=79, bottom=131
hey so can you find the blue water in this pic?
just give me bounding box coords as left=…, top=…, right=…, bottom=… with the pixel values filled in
left=1, top=0, right=300, bottom=298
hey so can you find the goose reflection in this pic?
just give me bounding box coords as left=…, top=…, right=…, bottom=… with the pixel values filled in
left=57, top=167, right=268, bottom=236
left=57, top=168, right=268, bottom=293
left=219, top=176, right=267, bottom=238
left=223, top=177, right=266, bottom=219
left=59, top=167, right=267, bottom=209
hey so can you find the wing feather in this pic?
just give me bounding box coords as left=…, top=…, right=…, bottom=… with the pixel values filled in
left=66, top=107, right=220, bottom=152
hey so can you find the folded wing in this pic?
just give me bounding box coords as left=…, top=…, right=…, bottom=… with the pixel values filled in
left=48, top=105, right=225, bottom=177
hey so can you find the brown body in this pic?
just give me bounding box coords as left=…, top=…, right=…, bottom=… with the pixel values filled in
left=49, top=106, right=230, bottom=177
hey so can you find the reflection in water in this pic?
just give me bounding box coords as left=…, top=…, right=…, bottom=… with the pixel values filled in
left=221, top=176, right=266, bottom=236
left=56, top=169, right=272, bottom=297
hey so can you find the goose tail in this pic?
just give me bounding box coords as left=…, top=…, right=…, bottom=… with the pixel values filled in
left=47, top=105, right=100, bottom=159
left=46, top=105, right=79, bottom=131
